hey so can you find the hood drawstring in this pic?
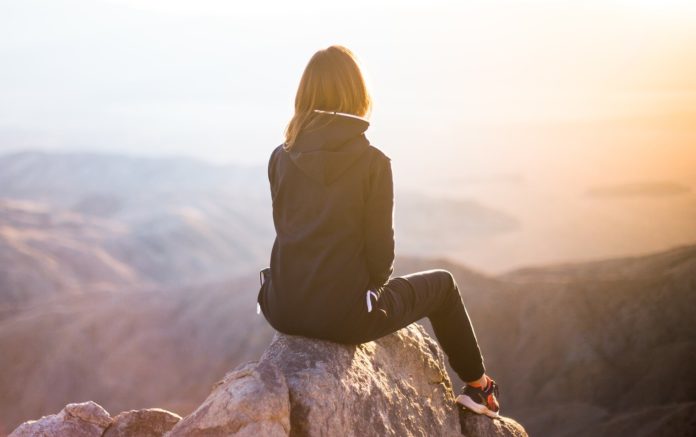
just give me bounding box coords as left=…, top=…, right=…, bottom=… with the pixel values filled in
left=366, top=289, right=378, bottom=312
left=257, top=270, right=264, bottom=315
left=313, top=109, right=370, bottom=122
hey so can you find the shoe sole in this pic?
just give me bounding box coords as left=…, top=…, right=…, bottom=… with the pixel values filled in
left=455, top=394, right=500, bottom=418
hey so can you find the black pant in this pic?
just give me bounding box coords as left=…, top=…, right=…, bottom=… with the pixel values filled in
left=354, top=269, right=485, bottom=382
left=261, top=267, right=486, bottom=383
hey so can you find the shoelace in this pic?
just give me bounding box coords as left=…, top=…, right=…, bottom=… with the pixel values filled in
left=482, top=378, right=499, bottom=396
left=486, top=379, right=500, bottom=411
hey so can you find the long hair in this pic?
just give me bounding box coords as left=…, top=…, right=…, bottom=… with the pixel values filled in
left=283, top=45, right=372, bottom=151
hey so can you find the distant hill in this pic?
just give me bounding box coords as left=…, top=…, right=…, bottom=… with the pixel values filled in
left=0, top=198, right=146, bottom=313
left=0, top=150, right=519, bottom=305
left=0, top=151, right=274, bottom=294
left=0, top=150, right=266, bottom=203
left=586, top=181, right=692, bottom=198
left=3, top=149, right=696, bottom=274
left=0, top=274, right=274, bottom=436
left=407, top=245, right=696, bottom=437
left=0, top=195, right=270, bottom=310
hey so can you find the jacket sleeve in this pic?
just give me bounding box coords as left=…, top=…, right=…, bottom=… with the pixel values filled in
left=364, top=156, right=395, bottom=291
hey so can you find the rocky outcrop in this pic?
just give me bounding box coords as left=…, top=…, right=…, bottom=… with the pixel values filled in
left=104, top=408, right=182, bottom=437
left=167, top=323, right=527, bottom=437
left=10, top=323, right=527, bottom=437
left=9, top=401, right=181, bottom=437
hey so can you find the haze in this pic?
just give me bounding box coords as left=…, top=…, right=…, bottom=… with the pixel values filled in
left=2, top=0, right=695, bottom=270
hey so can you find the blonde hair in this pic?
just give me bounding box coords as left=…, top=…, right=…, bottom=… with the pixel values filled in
left=283, top=45, right=372, bottom=151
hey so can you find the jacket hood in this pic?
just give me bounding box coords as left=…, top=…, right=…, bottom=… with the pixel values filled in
left=287, top=111, right=370, bottom=185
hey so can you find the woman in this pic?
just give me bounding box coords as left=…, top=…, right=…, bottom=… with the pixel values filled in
left=257, top=45, right=500, bottom=418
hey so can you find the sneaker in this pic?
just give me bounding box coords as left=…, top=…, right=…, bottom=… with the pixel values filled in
left=455, top=375, right=500, bottom=418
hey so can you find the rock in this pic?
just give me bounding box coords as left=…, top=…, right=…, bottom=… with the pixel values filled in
left=166, top=323, right=527, bottom=437
left=165, top=360, right=291, bottom=436
left=459, top=410, right=528, bottom=437
left=9, top=323, right=527, bottom=437
left=9, top=402, right=181, bottom=437
left=9, top=401, right=112, bottom=437
left=103, top=408, right=182, bottom=437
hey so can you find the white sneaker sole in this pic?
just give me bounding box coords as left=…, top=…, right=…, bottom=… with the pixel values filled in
left=456, top=394, right=500, bottom=418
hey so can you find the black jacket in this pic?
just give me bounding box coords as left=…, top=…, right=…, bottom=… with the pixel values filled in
left=258, top=111, right=394, bottom=339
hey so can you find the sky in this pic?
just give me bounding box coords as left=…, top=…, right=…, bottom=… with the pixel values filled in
left=1, top=0, right=696, bottom=268
left=2, top=1, right=695, bottom=167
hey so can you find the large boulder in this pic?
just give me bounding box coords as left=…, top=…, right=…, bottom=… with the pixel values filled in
left=166, top=323, right=527, bottom=437
left=9, top=324, right=527, bottom=436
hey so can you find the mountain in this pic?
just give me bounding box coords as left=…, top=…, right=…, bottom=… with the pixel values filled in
left=0, top=151, right=275, bottom=288
left=0, top=150, right=519, bottom=284
left=0, top=194, right=270, bottom=314
left=0, top=274, right=274, bottom=436
left=0, top=198, right=152, bottom=315
left=0, top=150, right=266, bottom=203
left=400, top=246, right=696, bottom=437
left=1, top=246, right=694, bottom=435
left=4, top=149, right=696, bottom=274
left=1, top=150, right=694, bottom=435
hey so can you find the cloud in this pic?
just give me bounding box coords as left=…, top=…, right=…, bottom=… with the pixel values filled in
left=586, top=181, right=692, bottom=198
